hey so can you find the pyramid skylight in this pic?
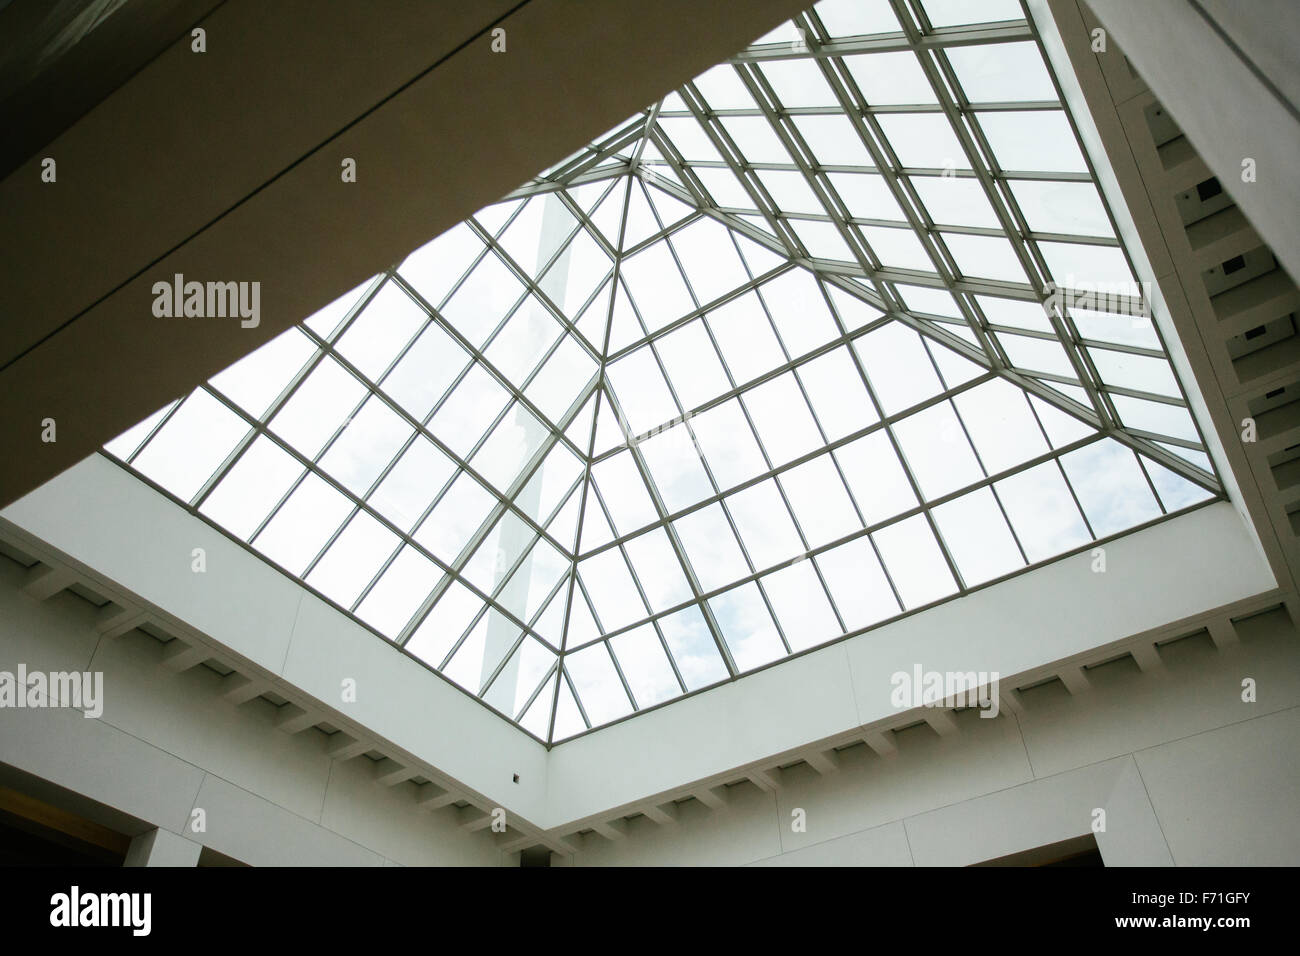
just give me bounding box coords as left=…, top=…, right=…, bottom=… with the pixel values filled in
left=104, top=0, right=1221, bottom=743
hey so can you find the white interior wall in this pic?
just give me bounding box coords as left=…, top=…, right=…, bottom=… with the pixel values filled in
left=2, top=537, right=1296, bottom=865
left=2, top=455, right=1279, bottom=836
left=0, top=555, right=508, bottom=866
left=569, top=607, right=1300, bottom=866
left=1080, top=0, right=1300, bottom=285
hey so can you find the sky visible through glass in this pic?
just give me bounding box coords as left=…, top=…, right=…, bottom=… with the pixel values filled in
left=105, top=0, right=1220, bottom=743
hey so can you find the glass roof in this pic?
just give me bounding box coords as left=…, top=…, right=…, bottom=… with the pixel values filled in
left=104, top=0, right=1221, bottom=744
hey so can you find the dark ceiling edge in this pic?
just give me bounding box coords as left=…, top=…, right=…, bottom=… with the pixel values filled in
left=0, top=0, right=228, bottom=179
left=0, top=0, right=533, bottom=377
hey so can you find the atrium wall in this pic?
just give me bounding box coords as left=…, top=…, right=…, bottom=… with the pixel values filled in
left=2, top=523, right=1296, bottom=865
left=0, top=555, right=506, bottom=866
left=570, top=603, right=1300, bottom=865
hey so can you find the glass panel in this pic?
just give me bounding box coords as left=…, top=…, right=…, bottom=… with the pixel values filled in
left=483, top=636, right=557, bottom=721
left=815, top=537, right=899, bottom=630
left=428, top=364, right=511, bottom=458
left=1058, top=439, right=1162, bottom=537
left=1011, top=180, right=1113, bottom=238
left=210, top=327, right=315, bottom=419
left=133, top=390, right=249, bottom=502
left=443, top=609, right=519, bottom=694
left=200, top=435, right=304, bottom=541
left=872, top=514, right=958, bottom=607
left=761, top=560, right=842, bottom=651
left=639, top=423, right=713, bottom=513
left=622, top=527, right=693, bottom=612
left=399, top=222, right=486, bottom=308
left=912, top=175, right=1000, bottom=228
left=656, top=117, right=724, bottom=163
left=578, top=548, right=649, bottom=633
left=1143, top=456, right=1214, bottom=512
left=893, top=401, right=985, bottom=499
left=942, top=233, right=1027, bottom=283
left=318, top=395, right=414, bottom=496
left=794, top=116, right=875, bottom=168
left=528, top=334, right=598, bottom=426
left=485, top=297, right=564, bottom=386
left=742, top=373, right=823, bottom=466
left=828, top=171, right=904, bottom=220
left=497, top=536, right=569, bottom=624
left=845, top=52, right=935, bottom=106
left=620, top=240, right=697, bottom=333
left=133, top=390, right=250, bottom=502
left=726, top=479, right=806, bottom=570
left=303, top=277, right=374, bottom=340
left=778, top=454, right=862, bottom=549
left=655, top=319, right=731, bottom=411
left=797, top=347, right=879, bottom=440
left=439, top=250, right=526, bottom=347
left=719, top=115, right=791, bottom=166
left=269, top=357, right=367, bottom=459
left=412, top=472, right=497, bottom=564
left=759, top=269, right=838, bottom=357
left=406, top=579, right=485, bottom=669
left=672, top=503, right=751, bottom=592
left=756, top=57, right=839, bottom=108
left=606, top=346, right=679, bottom=435
left=858, top=224, right=933, bottom=271
left=709, top=582, right=786, bottom=671
left=369, top=437, right=456, bottom=533
left=659, top=605, right=728, bottom=688
left=499, top=195, right=579, bottom=278
left=692, top=63, right=755, bottom=109
left=945, top=41, right=1056, bottom=103
left=1112, top=395, right=1198, bottom=442
left=835, top=430, right=918, bottom=525
left=335, top=281, right=427, bottom=381
left=706, top=291, right=787, bottom=385
left=695, top=165, right=758, bottom=209
left=1040, top=241, right=1137, bottom=292
left=814, top=0, right=900, bottom=37
left=355, top=545, right=442, bottom=639
left=994, top=461, right=1092, bottom=562
left=932, top=487, right=1024, bottom=586
left=756, top=169, right=824, bottom=216
left=104, top=401, right=175, bottom=462
left=670, top=218, right=751, bottom=304
left=1088, top=347, right=1181, bottom=399
left=952, top=378, right=1050, bottom=475
left=920, top=0, right=1024, bottom=26
left=252, top=473, right=353, bottom=576
left=996, top=331, right=1078, bottom=379
left=689, top=399, right=768, bottom=491
left=471, top=402, right=550, bottom=495
left=566, top=644, right=634, bottom=725
left=611, top=625, right=682, bottom=708
left=853, top=321, right=943, bottom=414
left=462, top=509, right=534, bottom=594
left=876, top=113, right=971, bottom=170
left=789, top=219, right=856, bottom=261
left=381, top=320, right=469, bottom=422
left=978, top=111, right=1087, bottom=173
left=591, top=450, right=658, bottom=535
